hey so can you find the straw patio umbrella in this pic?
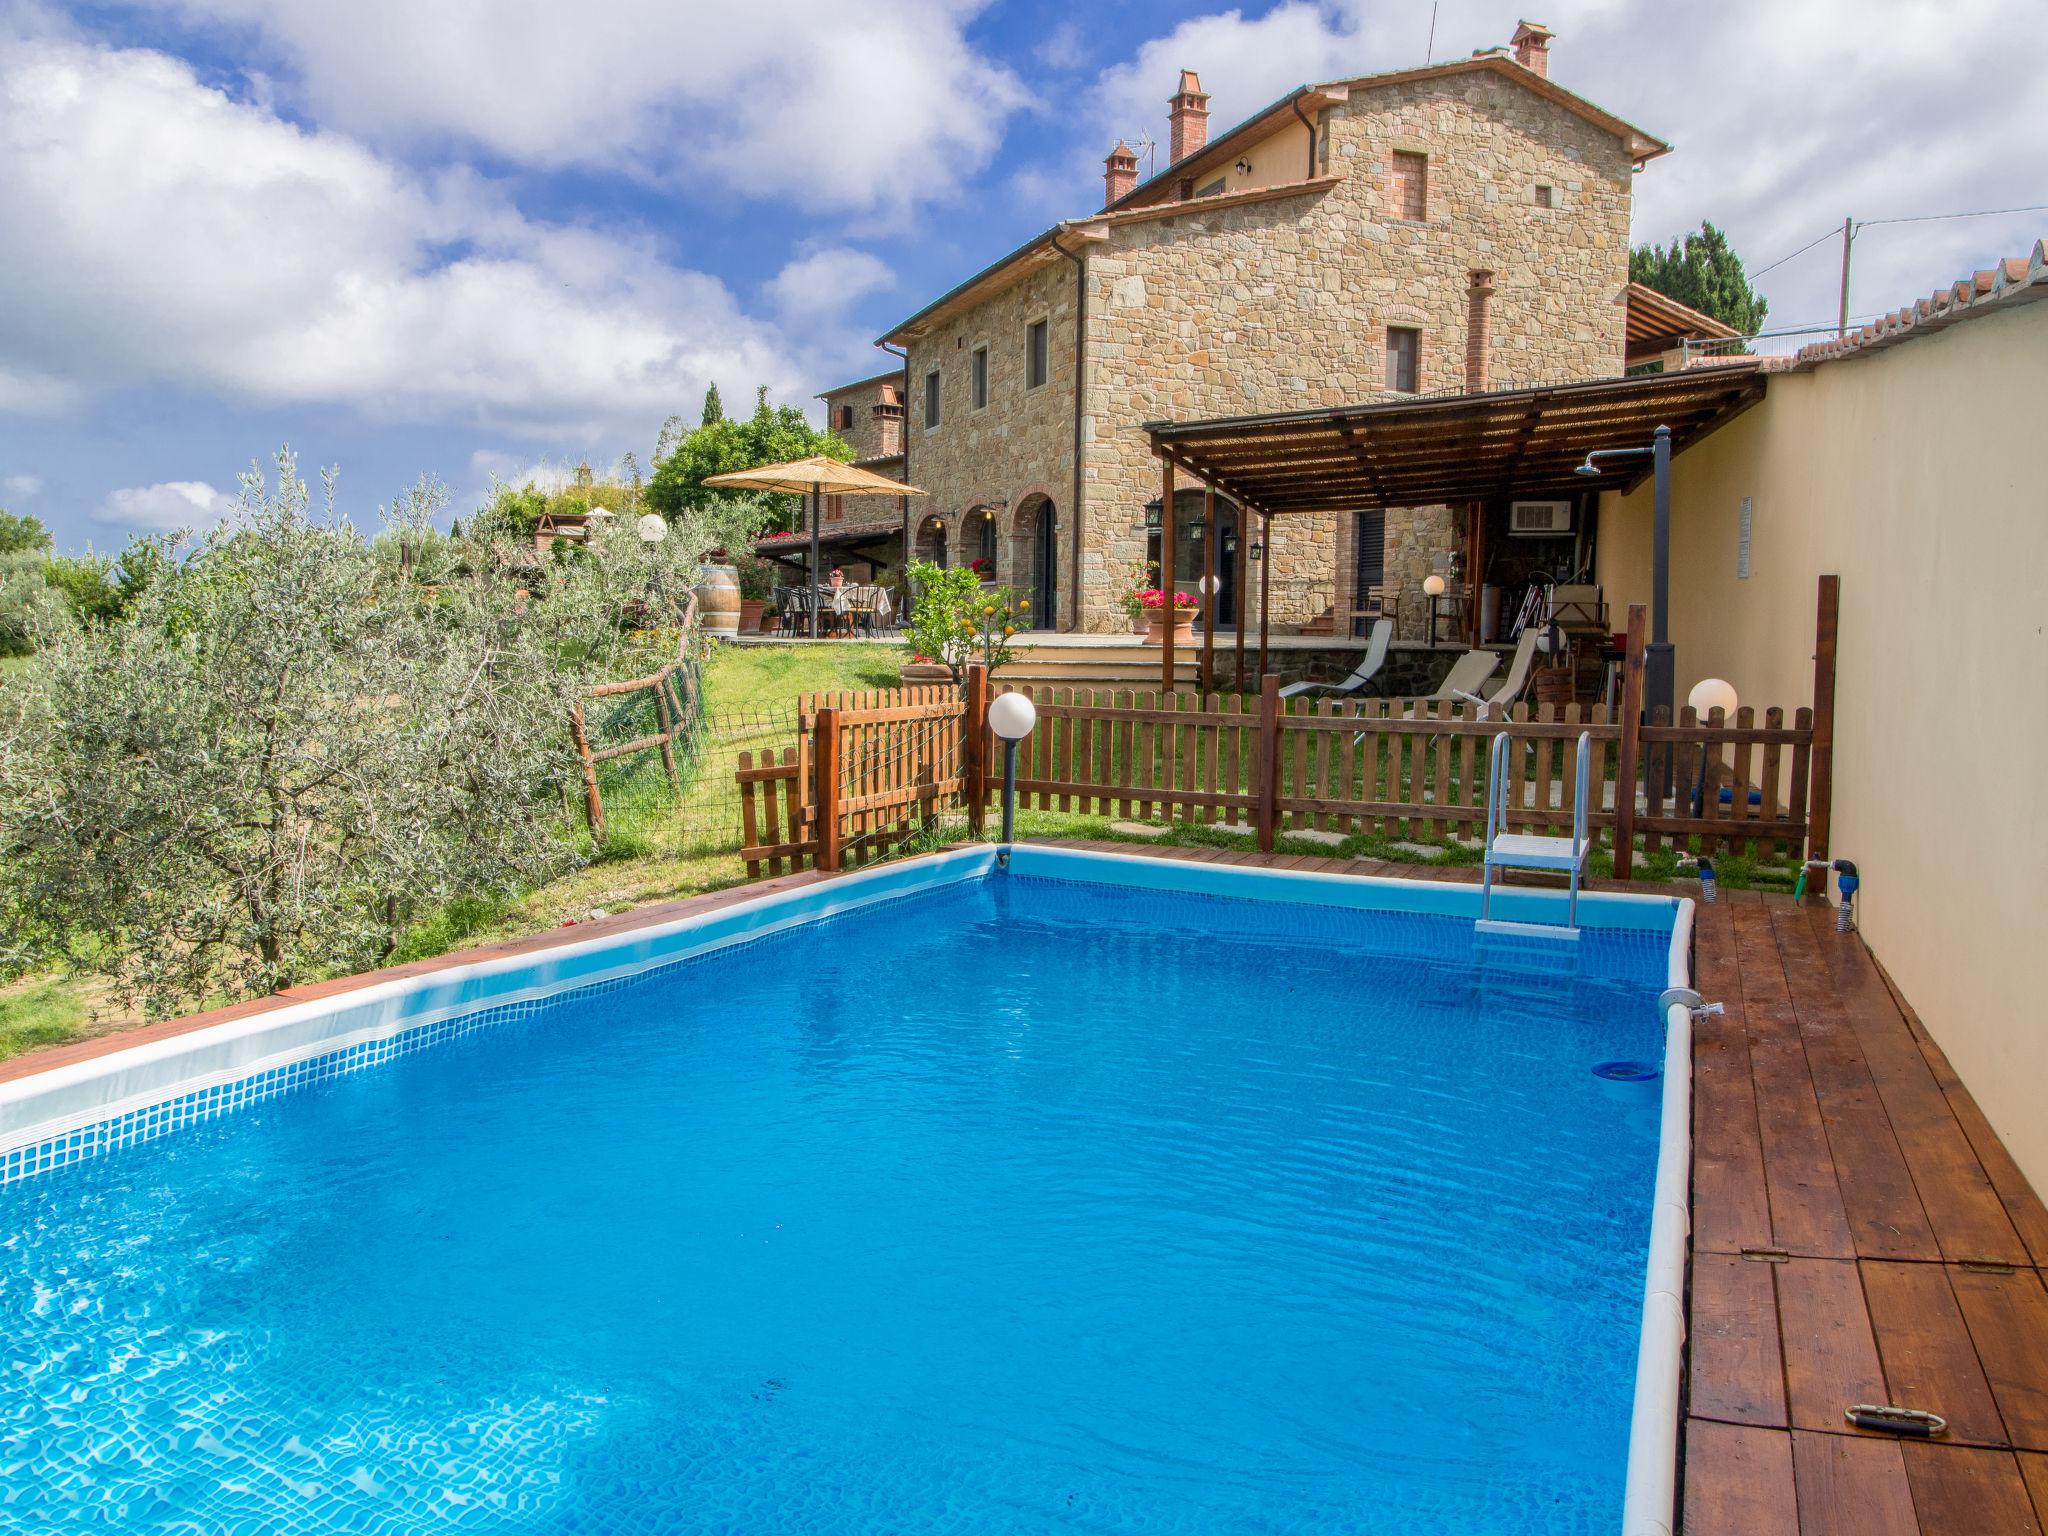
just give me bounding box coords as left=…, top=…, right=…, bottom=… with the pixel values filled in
left=702, top=456, right=928, bottom=638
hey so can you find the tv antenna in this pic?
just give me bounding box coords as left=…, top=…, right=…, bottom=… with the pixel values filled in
left=1120, top=133, right=1159, bottom=180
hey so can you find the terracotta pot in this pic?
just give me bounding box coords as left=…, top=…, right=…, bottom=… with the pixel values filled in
left=693, top=563, right=740, bottom=640
left=900, top=662, right=954, bottom=686
left=739, top=597, right=765, bottom=632
left=1129, top=613, right=1149, bottom=635
left=1143, top=608, right=1199, bottom=646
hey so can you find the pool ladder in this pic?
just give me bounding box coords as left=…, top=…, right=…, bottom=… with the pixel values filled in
left=1477, top=730, right=1593, bottom=942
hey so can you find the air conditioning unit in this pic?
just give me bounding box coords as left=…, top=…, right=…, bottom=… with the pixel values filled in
left=1508, top=500, right=1574, bottom=537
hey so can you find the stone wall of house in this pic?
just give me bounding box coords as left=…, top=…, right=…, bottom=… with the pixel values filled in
left=901, top=260, right=1081, bottom=616
left=892, top=62, right=1638, bottom=633
left=1077, top=69, right=1634, bottom=634
left=811, top=373, right=909, bottom=539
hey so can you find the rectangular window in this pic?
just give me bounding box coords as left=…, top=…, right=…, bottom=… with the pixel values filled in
left=1534, top=183, right=1554, bottom=209
left=1389, top=150, right=1427, bottom=220
left=838, top=404, right=855, bottom=429
left=1385, top=327, right=1419, bottom=393
left=826, top=493, right=844, bottom=521
left=924, top=368, right=942, bottom=429
left=1026, top=319, right=1049, bottom=390
left=1195, top=175, right=1227, bottom=197
left=971, top=345, right=988, bottom=409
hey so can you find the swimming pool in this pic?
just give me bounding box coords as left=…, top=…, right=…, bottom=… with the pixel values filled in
left=0, top=848, right=1691, bottom=1534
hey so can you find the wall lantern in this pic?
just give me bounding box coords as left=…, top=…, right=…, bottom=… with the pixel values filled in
left=1142, top=497, right=1163, bottom=530
left=1235, top=158, right=1253, bottom=175
left=1248, top=539, right=1265, bottom=562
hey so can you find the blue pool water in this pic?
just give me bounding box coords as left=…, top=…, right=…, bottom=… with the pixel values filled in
left=2, top=871, right=1669, bottom=1533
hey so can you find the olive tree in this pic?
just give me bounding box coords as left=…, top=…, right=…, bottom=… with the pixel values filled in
left=0, top=449, right=701, bottom=1013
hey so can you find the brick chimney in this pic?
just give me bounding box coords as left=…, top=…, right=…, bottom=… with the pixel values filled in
left=1511, top=20, right=1554, bottom=77
left=1103, top=140, right=1139, bottom=205
left=1168, top=69, right=1210, bottom=164
left=1465, top=269, right=1495, bottom=392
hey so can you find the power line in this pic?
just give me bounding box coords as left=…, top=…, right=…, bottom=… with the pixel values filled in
left=1859, top=202, right=2048, bottom=230
left=1752, top=227, right=1839, bottom=279
left=1752, top=203, right=2048, bottom=278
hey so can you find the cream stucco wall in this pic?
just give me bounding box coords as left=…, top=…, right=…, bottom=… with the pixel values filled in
left=1596, top=301, right=2048, bottom=1188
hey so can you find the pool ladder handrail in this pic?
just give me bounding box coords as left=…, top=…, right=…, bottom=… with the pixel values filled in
left=1477, top=729, right=1593, bottom=940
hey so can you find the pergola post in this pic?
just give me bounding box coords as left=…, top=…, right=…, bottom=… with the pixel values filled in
left=1200, top=486, right=1216, bottom=695
left=1233, top=501, right=1248, bottom=693
left=1257, top=510, right=1271, bottom=681
left=1159, top=457, right=1176, bottom=694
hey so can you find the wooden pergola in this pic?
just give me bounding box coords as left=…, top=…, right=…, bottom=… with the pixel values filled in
left=1143, top=363, right=1769, bottom=693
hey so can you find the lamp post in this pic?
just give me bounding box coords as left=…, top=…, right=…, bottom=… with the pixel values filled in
left=1422, top=572, right=1447, bottom=646
left=987, top=691, right=1037, bottom=848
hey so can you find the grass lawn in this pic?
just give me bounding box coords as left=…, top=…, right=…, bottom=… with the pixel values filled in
left=1, top=639, right=1790, bottom=1069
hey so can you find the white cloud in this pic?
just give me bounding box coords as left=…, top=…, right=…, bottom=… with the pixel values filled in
left=1036, top=22, right=1088, bottom=72
left=765, top=248, right=896, bottom=324
left=97, top=479, right=234, bottom=531
left=125, top=0, right=1030, bottom=213
left=0, top=31, right=823, bottom=440
left=3, top=474, right=41, bottom=499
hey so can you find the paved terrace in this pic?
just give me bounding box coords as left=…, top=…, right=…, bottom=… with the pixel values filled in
left=7, top=841, right=2045, bottom=1534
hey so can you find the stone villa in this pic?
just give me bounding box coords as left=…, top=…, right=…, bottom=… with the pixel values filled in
left=788, top=21, right=1735, bottom=638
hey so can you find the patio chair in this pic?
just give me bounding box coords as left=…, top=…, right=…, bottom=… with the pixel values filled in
left=1471, top=626, right=1544, bottom=719
left=1410, top=646, right=1502, bottom=711
left=1280, top=619, right=1392, bottom=699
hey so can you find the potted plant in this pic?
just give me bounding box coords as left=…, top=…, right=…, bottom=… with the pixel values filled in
left=732, top=553, right=774, bottom=632
left=969, top=556, right=995, bottom=584
left=1117, top=559, right=1158, bottom=635
left=1138, top=586, right=1200, bottom=645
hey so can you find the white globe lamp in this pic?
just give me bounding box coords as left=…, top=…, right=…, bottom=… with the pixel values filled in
left=636, top=513, right=668, bottom=544
left=988, top=692, right=1037, bottom=846
left=1688, top=677, right=1738, bottom=721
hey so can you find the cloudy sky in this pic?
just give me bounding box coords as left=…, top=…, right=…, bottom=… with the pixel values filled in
left=2, top=0, right=2041, bottom=550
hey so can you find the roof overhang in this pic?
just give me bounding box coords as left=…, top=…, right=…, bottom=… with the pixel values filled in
left=1144, top=364, right=1768, bottom=515
left=1624, top=281, right=1741, bottom=365
left=755, top=517, right=904, bottom=557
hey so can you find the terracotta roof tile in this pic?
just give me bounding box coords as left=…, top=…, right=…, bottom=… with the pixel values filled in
left=1793, top=237, right=2048, bottom=368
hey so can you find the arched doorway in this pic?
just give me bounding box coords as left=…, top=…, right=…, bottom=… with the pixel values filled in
left=1147, top=490, right=1238, bottom=627
left=1014, top=495, right=1057, bottom=629
left=914, top=514, right=949, bottom=568
left=967, top=505, right=998, bottom=580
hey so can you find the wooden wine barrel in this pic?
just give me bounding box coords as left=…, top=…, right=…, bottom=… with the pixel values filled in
left=694, top=563, right=740, bottom=640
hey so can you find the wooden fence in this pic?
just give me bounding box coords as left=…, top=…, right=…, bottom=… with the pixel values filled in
left=731, top=587, right=1838, bottom=880
left=568, top=653, right=705, bottom=835
left=736, top=684, right=965, bottom=876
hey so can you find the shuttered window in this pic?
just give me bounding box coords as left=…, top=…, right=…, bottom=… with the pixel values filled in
left=1385, top=327, right=1420, bottom=393
left=1026, top=319, right=1049, bottom=389
left=924, top=369, right=942, bottom=429
left=1352, top=510, right=1387, bottom=637
left=1389, top=150, right=1427, bottom=220
left=971, top=346, right=988, bottom=409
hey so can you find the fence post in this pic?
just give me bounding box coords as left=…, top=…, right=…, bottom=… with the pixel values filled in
left=650, top=669, right=680, bottom=786
left=815, top=706, right=843, bottom=872
left=568, top=703, right=605, bottom=838
left=1612, top=604, right=1646, bottom=880
left=963, top=663, right=990, bottom=835
left=1806, top=574, right=1839, bottom=875
left=1255, top=673, right=1281, bottom=853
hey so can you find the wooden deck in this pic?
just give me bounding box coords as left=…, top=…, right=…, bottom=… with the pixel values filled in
left=1036, top=840, right=2048, bottom=1534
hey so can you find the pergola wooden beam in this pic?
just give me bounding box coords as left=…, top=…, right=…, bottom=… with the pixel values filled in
left=1144, top=365, right=1767, bottom=517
